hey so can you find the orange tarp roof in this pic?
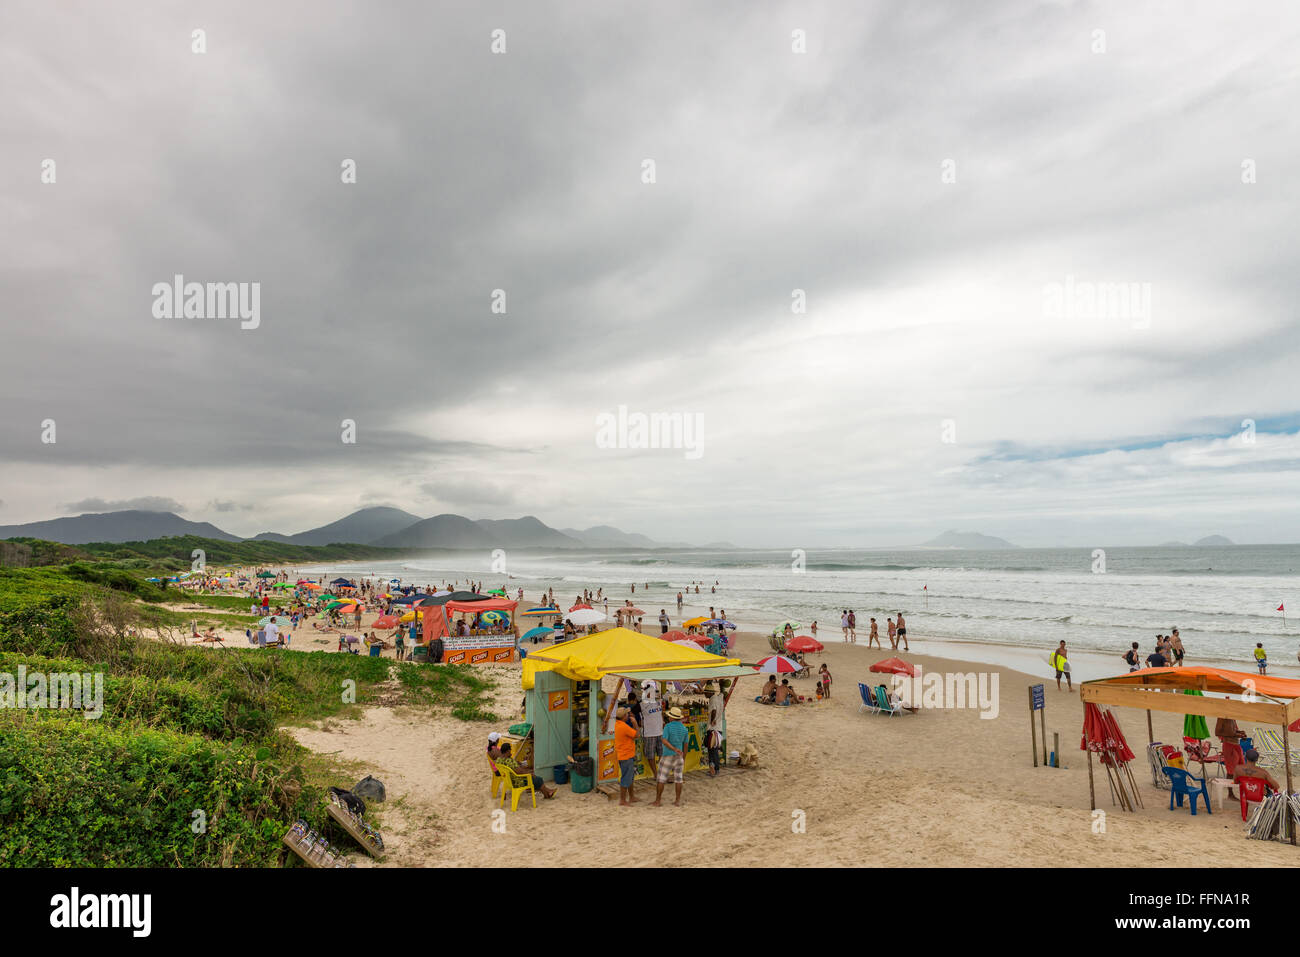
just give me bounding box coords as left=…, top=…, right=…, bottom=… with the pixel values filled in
left=1090, top=665, right=1300, bottom=700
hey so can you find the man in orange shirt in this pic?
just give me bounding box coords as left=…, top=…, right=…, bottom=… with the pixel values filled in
left=614, top=706, right=640, bottom=807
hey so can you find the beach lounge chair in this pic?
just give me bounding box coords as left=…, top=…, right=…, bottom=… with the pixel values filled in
left=858, top=682, right=881, bottom=714
left=497, top=763, right=537, bottom=812
left=1237, top=775, right=1270, bottom=822
left=1183, top=737, right=1223, bottom=778
left=1161, top=767, right=1211, bottom=816
left=1251, top=728, right=1300, bottom=768
left=1147, top=742, right=1171, bottom=789
left=873, top=685, right=907, bottom=716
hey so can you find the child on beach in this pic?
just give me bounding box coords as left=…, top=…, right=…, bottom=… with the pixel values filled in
left=1255, top=643, right=1268, bottom=674
left=819, top=663, right=831, bottom=698
left=815, top=681, right=824, bottom=701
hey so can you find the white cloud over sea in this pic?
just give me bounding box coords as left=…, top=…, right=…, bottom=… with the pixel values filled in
left=1, top=0, right=1297, bottom=547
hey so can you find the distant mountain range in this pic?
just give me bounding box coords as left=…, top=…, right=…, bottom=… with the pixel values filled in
left=917, top=530, right=1020, bottom=549
left=0, top=510, right=242, bottom=545
left=0, top=506, right=669, bottom=550
left=1158, top=535, right=1236, bottom=547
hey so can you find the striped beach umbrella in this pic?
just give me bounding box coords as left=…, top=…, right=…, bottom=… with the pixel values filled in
left=753, top=655, right=801, bottom=674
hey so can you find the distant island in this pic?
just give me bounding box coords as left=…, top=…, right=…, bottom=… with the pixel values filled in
left=1158, top=536, right=1236, bottom=547
left=917, top=530, right=1019, bottom=550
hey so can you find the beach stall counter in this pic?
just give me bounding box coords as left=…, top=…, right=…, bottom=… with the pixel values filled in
left=520, top=627, right=753, bottom=786
left=419, top=596, right=519, bottom=664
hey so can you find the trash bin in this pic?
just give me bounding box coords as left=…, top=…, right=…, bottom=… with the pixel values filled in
left=569, top=756, right=593, bottom=793
left=553, top=764, right=569, bottom=785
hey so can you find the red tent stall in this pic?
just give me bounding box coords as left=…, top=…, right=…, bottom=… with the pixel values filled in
left=420, top=598, right=519, bottom=664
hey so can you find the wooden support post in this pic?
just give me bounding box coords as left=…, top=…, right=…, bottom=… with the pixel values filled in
left=1284, top=723, right=1296, bottom=846
left=1087, top=749, right=1096, bottom=810
left=1147, top=709, right=1154, bottom=744
left=1053, top=732, right=1060, bottom=768
left=1029, top=687, right=1038, bottom=767
left=1040, top=707, right=1048, bottom=766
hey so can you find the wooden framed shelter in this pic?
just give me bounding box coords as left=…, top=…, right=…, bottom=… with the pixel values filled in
left=1080, top=665, right=1300, bottom=843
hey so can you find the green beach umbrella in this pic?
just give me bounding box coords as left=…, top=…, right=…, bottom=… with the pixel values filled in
left=1182, top=688, right=1210, bottom=739
left=256, top=571, right=276, bottom=579
left=270, top=582, right=294, bottom=589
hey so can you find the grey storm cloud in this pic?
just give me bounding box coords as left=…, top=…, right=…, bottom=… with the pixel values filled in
left=2, top=0, right=1298, bottom=545
left=61, top=496, right=187, bottom=514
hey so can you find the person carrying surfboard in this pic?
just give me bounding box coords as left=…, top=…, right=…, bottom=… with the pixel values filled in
left=1050, top=641, right=1073, bottom=692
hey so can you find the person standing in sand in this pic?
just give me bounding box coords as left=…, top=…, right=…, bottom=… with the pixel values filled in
left=896, top=612, right=908, bottom=651
left=639, top=681, right=664, bottom=778
left=841, top=611, right=849, bottom=641
left=818, top=663, right=832, bottom=697
left=614, top=707, right=640, bottom=806
left=868, top=618, right=881, bottom=649
left=650, top=707, right=688, bottom=807
left=659, top=609, right=670, bottom=634
left=1170, top=629, right=1184, bottom=666
left=1255, top=643, right=1268, bottom=674
left=887, top=618, right=897, bottom=649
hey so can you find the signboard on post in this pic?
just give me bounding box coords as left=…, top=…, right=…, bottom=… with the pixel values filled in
left=1029, top=684, right=1047, bottom=767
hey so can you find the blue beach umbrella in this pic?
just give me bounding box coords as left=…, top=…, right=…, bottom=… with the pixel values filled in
left=522, top=627, right=553, bottom=642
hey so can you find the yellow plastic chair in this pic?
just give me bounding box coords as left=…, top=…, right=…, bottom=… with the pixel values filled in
left=497, top=763, right=537, bottom=811
left=488, top=756, right=503, bottom=799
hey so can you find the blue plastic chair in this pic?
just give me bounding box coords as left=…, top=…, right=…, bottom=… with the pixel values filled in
left=1161, top=766, right=1211, bottom=815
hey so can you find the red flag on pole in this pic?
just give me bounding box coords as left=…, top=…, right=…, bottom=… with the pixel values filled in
left=1279, top=603, right=1286, bottom=612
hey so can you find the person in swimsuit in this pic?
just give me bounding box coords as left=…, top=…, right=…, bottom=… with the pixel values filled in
left=1170, top=628, right=1184, bottom=666
left=887, top=618, right=897, bottom=649
left=868, top=618, right=881, bottom=649
left=896, top=612, right=908, bottom=651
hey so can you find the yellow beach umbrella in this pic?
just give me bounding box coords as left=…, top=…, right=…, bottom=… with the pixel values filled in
left=682, top=616, right=709, bottom=627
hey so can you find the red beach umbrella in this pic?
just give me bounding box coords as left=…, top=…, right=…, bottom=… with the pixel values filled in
left=372, top=615, right=399, bottom=629
left=569, top=602, right=592, bottom=612
left=869, top=657, right=916, bottom=677
left=786, top=635, right=824, bottom=653
left=753, top=655, right=801, bottom=674
left=1102, top=709, right=1135, bottom=763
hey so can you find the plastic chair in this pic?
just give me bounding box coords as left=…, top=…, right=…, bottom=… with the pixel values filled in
left=857, top=682, right=881, bottom=714
left=1237, top=775, right=1270, bottom=822
left=497, top=763, right=537, bottom=812
left=1161, top=767, right=1211, bottom=815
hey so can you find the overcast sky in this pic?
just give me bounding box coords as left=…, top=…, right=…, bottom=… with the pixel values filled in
left=2, top=0, right=1298, bottom=548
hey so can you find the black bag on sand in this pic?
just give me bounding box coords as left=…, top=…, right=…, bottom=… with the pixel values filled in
left=353, top=774, right=386, bottom=802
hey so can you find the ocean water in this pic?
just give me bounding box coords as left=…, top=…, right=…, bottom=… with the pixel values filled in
left=295, top=545, right=1300, bottom=675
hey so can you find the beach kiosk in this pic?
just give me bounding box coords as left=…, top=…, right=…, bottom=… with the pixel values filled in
left=419, top=595, right=519, bottom=664
left=520, top=627, right=753, bottom=786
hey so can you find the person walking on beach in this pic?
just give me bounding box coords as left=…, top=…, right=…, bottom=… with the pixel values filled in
left=848, top=610, right=857, bottom=643
left=896, top=612, right=908, bottom=651
left=676, top=591, right=683, bottom=611
left=650, top=707, right=688, bottom=807
left=810, top=620, right=818, bottom=637
left=1255, top=643, right=1268, bottom=674
left=841, top=611, right=849, bottom=641
left=887, top=618, right=897, bottom=649
left=1123, top=642, right=1140, bottom=672
left=1050, top=641, right=1072, bottom=692
left=1145, top=640, right=1166, bottom=669
left=659, top=609, right=670, bottom=634
left=869, top=618, right=881, bottom=649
